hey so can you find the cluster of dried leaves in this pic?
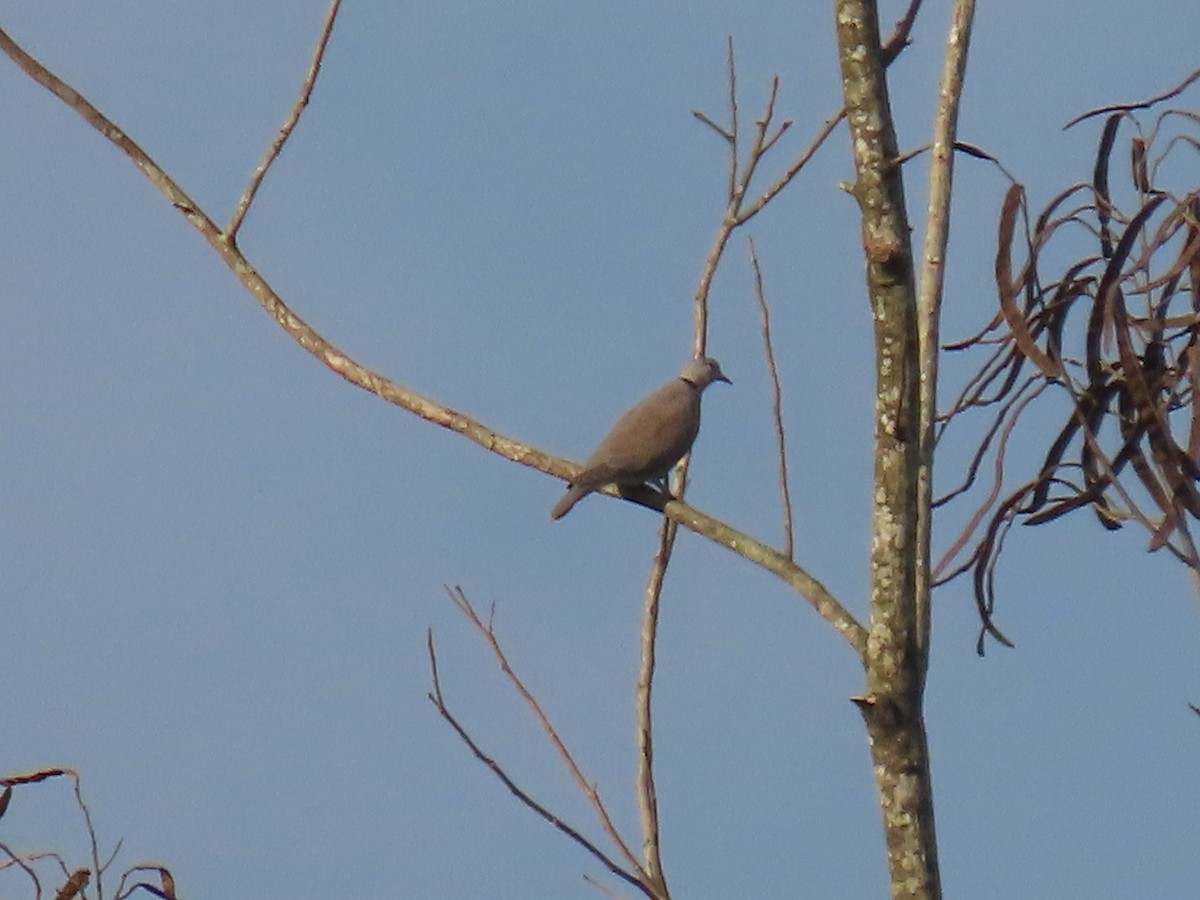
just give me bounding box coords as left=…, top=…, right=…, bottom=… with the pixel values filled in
left=936, top=68, right=1200, bottom=653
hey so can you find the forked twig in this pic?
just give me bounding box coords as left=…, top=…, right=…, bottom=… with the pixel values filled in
left=429, top=588, right=654, bottom=894
left=745, top=0, right=923, bottom=217
left=691, top=38, right=794, bottom=347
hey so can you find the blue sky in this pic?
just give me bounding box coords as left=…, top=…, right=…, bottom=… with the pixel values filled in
left=2, top=2, right=1198, bottom=897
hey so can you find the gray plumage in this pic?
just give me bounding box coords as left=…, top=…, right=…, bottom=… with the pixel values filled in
left=550, top=356, right=731, bottom=520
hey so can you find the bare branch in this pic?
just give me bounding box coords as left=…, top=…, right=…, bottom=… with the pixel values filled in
left=726, top=35, right=738, bottom=203
left=0, top=841, right=43, bottom=900
left=748, top=239, right=795, bottom=558
left=633, top=526, right=672, bottom=897
left=736, top=76, right=783, bottom=203
left=916, top=0, right=976, bottom=675
left=882, top=0, right=925, bottom=64
left=761, top=118, right=794, bottom=157
left=425, top=626, right=654, bottom=898
left=690, top=108, right=732, bottom=142
left=665, top=498, right=866, bottom=656
left=744, top=0, right=923, bottom=217
left=582, top=872, right=630, bottom=899
left=0, top=768, right=120, bottom=900
left=0, top=24, right=865, bottom=658
left=62, top=768, right=107, bottom=899
left=228, top=0, right=343, bottom=240
left=438, top=587, right=647, bottom=882
left=836, top=0, right=942, bottom=890
left=693, top=42, right=802, bottom=347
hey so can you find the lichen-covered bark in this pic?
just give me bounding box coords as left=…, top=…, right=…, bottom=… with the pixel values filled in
left=834, top=1, right=941, bottom=897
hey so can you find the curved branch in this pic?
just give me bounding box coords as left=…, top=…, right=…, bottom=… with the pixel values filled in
left=1, top=24, right=866, bottom=659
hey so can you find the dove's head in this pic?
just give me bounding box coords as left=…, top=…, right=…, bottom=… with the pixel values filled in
left=680, top=356, right=732, bottom=390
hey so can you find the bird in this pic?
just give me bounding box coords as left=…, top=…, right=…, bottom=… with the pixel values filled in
left=550, top=356, right=731, bottom=520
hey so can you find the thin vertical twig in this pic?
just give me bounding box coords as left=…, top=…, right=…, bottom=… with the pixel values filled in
left=725, top=36, right=738, bottom=204
left=748, top=238, right=795, bottom=558
left=67, top=771, right=104, bottom=900
left=915, top=0, right=976, bottom=681
left=634, top=526, right=673, bottom=899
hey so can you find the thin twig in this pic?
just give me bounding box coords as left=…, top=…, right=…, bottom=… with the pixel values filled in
left=734, top=76, right=784, bottom=209
left=437, top=588, right=647, bottom=881
left=694, top=0, right=927, bottom=313
left=742, top=111, right=843, bottom=219
left=228, top=0, right=343, bottom=240
left=915, top=0, right=976, bottom=676
left=692, top=40, right=793, bottom=351
left=691, top=109, right=732, bottom=142
left=0, top=768, right=109, bottom=900
left=744, top=0, right=923, bottom=218
left=66, top=770, right=105, bottom=900
left=0, top=841, right=43, bottom=900
left=586, top=484, right=868, bottom=657
left=425, top=628, right=653, bottom=898
left=726, top=36, right=738, bottom=203
left=582, top=872, right=629, bottom=899
left=882, top=0, right=925, bottom=64
left=748, top=239, right=794, bottom=558
left=633, top=526, right=672, bottom=898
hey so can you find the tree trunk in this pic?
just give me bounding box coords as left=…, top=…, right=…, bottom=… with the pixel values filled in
left=834, top=1, right=942, bottom=896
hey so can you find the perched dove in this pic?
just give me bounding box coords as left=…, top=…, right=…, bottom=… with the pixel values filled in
left=550, top=357, right=731, bottom=520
